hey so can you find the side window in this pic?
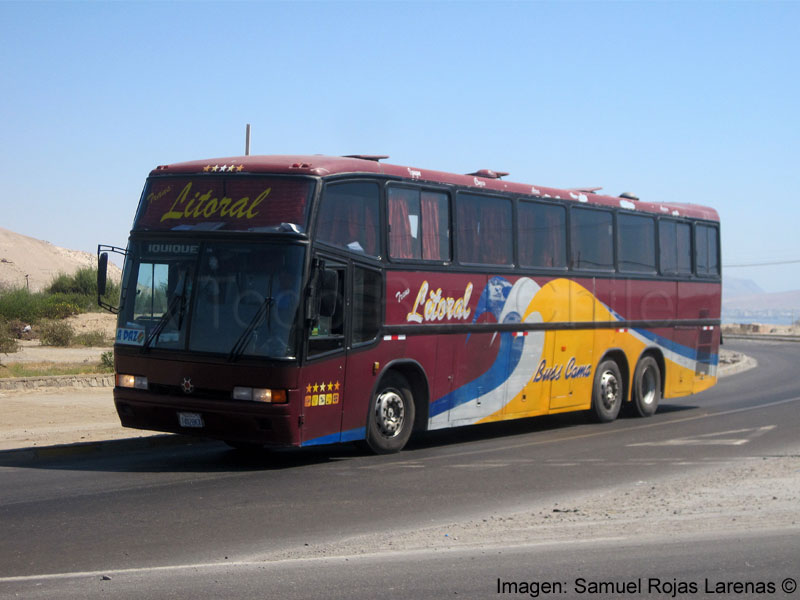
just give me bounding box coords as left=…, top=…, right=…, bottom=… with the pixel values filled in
left=134, top=263, right=170, bottom=318
left=518, top=201, right=567, bottom=268
left=695, top=224, right=720, bottom=277
left=308, top=266, right=345, bottom=356
left=571, top=207, right=614, bottom=270
left=316, top=182, right=380, bottom=257
left=387, top=186, right=450, bottom=262
left=676, top=222, right=692, bottom=275
left=618, top=214, right=656, bottom=273
left=456, top=193, right=513, bottom=265
left=659, top=220, right=692, bottom=276
left=352, top=267, right=382, bottom=345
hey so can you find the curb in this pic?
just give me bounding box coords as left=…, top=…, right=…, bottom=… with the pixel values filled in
left=718, top=354, right=758, bottom=378
left=0, top=373, right=113, bottom=392
left=0, top=433, right=203, bottom=466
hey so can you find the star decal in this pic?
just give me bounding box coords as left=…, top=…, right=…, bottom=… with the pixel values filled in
left=306, top=384, right=312, bottom=394
left=320, top=382, right=327, bottom=392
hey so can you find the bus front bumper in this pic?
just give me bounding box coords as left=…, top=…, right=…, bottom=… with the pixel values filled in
left=113, top=388, right=300, bottom=447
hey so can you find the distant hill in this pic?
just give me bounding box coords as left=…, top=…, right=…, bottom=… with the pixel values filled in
left=723, top=277, right=764, bottom=300
left=723, top=288, right=800, bottom=325
left=0, top=227, right=121, bottom=293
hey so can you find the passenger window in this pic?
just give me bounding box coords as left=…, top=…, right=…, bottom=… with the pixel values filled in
left=387, top=187, right=450, bottom=262
left=456, top=193, right=513, bottom=265
left=695, top=224, right=720, bottom=277
left=352, top=267, right=382, bottom=344
left=571, top=207, right=614, bottom=270
left=518, top=201, right=567, bottom=268
left=659, top=220, right=692, bottom=276
left=316, top=182, right=380, bottom=257
left=618, top=214, right=656, bottom=273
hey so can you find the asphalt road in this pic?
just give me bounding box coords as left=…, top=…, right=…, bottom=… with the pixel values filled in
left=1, top=339, right=798, bottom=599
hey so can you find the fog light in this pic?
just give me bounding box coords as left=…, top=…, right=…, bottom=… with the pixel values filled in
left=117, top=374, right=148, bottom=390
left=232, top=386, right=287, bottom=403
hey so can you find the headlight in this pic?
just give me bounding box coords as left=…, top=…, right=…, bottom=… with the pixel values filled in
left=117, top=374, right=148, bottom=390
left=232, top=386, right=287, bottom=403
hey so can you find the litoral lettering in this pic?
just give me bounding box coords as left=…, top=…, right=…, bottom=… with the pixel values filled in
left=406, top=281, right=473, bottom=324
left=159, top=182, right=268, bottom=223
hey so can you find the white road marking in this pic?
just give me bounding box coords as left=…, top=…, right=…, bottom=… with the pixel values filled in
left=627, top=425, right=776, bottom=447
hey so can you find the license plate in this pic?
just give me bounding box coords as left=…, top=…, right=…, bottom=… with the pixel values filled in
left=178, top=412, right=204, bottom=428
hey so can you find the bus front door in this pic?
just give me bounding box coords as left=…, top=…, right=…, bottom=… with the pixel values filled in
left=300, top=261, right=347, bottom=446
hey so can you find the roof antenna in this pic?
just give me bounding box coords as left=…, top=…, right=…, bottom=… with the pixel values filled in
left=245, top=124, right=251, bottom=156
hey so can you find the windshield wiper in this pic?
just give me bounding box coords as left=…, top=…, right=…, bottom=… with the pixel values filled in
left=228, top=275, right=274, bottom=362
left=227, top=296, right=273, bottom=362
left=142, top=276, right=188, bottom=352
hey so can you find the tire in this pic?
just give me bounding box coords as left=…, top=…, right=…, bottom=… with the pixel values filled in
left=591, top=359, right=623, bottom=423
left=632, top=356, right=661, bottom=417
left=365, top=372, right=415, bottom=454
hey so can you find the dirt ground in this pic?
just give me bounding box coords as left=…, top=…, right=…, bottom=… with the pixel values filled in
left=269, top=451, right=799, bottom=560
left=0, top=387, right=156, bottom=451
left=2, top=312, right=115, bottom=364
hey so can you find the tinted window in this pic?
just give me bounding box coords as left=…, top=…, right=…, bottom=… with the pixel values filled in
left=571, top=208, right=614, bottom=270
left=388, top=187, right=450, bottom=261
left=677, top=222, right=692, bottom=275
left=135, top=176, right=312, bottom=232
left=316, top=182, right=380, bottom=256
left=660, top=220, right=692, bottom=276
left=518, top=201, right=567, bottom=268
left=352, top=267, right=382, bottom=344
left=695, top=224, right=720, bottom=277
left=618, top=214, right=656, bottom=273
left=308, top=265, right=345, bottom=356
left=456, top=193, right=513, bottom=265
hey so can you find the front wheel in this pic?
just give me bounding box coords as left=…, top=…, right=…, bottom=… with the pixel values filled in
left=591, top=359, right=623, bottom=423
left=632, top=356, right=661, bottom=417
left=365, top=372, right=415, bottom=454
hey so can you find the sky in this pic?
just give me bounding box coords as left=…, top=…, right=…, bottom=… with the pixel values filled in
left=1, top=0, right=798, bottom=293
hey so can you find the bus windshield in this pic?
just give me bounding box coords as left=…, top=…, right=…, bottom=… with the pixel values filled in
left=117, top=240, right=305, bottom=359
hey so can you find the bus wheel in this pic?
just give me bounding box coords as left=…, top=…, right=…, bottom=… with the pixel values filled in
left=365, top=372, right=415, bottom=454
left=591, top=360, right=622, bottom=423
left=632, top=356, right=661, bottom=417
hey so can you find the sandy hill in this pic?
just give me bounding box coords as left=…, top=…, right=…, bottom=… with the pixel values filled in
left=0, top=227, right=121, bottom=292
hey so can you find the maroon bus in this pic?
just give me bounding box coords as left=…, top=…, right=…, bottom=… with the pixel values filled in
left=97, top=154, right=721, bottom=453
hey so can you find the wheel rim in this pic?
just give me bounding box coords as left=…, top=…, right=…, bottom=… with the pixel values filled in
left=599, top=370, right=620, bottom=410
left=640, top=366, right=657, bottom=406
left=374, top=389, right=405, bottom=438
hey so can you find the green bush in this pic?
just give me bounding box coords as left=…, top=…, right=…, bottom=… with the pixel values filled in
left=0, top=267, right=120, bottom=323
left=0, top=319, right=19, bottom=354
left=46, top=267, right=121, bottom=311
left=47, top=268, right=98, bottom=296
left=38, top=320, right=75, bottom=347
left=74, top=330, right=109, bottom=347
left=100, top=351, right=114, bottom=371
left=0, top=288, right=43, bottom=322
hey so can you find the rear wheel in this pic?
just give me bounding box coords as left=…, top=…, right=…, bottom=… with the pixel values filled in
left=591, top=359, right=623, bottom=423
left=365, top=372, right=415, bottom=454
left=632, top=356, right=661, bottom=417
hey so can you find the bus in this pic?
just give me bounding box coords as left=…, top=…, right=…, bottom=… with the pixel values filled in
left=97, top=154, right=721, bottom=453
